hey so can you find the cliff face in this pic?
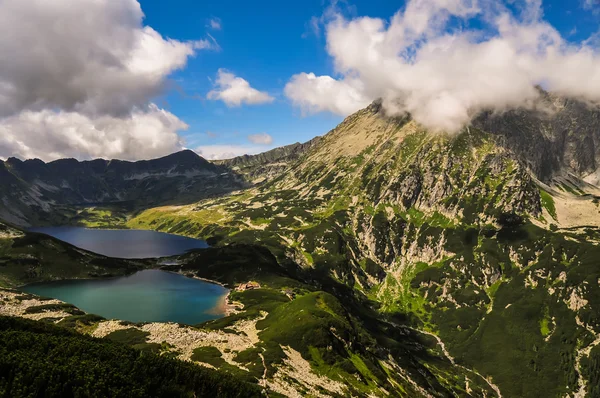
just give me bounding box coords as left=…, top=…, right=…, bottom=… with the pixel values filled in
left=472, top=93, right=600, bottom=185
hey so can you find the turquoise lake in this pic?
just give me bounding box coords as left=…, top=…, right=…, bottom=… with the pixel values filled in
left=29, top=226, right=209, bottom=258
left=22, top=227, right=225, bottom=324
left=22, top=269, right=228, bottom=325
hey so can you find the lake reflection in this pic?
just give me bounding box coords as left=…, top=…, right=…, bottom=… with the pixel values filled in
left=29, top=227, right=208, bottom=258
left=21, top=270, right=228, bottom=325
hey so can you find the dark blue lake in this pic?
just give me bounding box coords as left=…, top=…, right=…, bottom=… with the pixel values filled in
left=21, top=270, right=228, bottom=325
left=29, top=227, right=208, bottom=259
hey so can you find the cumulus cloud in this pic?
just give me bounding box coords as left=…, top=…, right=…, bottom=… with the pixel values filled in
left=207, top=69, right=274, bottom=107
left=247, top=133, right=274, bottom=145
left=194, top=132, right=275, bottom=160
left=0, top=0, right=213, bottom=161
left=287, top=0, right=600, bottom=132
left=285, top=73, right=371, bottom=115
left=0, top=105, right=186, bottom=162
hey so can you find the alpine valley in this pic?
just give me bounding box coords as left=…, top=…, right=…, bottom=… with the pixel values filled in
left=3, top=92, right=600, bottom=398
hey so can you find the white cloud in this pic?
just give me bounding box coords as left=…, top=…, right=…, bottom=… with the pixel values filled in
left=194, top=132, right=275, bottom=160
left=288, top=0, right=600, bottom=132
left=0, top=0, right=213, bottom=161
left=194, top=144, right=266, bottom=160
left=247, top=133, right=274, bottom=145
left=208, top=17, right=222, bottom=30
left=207, top=69, right=274, bottom=107
left=284, top=73, right=371, bottom=116
left=0, top=105, right=186, bottom=162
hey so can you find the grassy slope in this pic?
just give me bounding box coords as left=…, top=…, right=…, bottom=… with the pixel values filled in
left=0, top=316, right=261, bottom=398
left=164, top=245, right=492, bottom=396
left=124, top=114, right=600, bottom=397
left=406, top=222, right=600, bottom=397
left=125, top=121, right=550, bottom=396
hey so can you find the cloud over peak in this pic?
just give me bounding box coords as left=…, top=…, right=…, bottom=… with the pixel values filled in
left=194, top=132, right=275, bottom=160
left=207, top=69, right=275, bottom=107
left=286, top=0, right=600, bottom=132
left=285, top=73, right=371, bottom=116
left=195, top=144, right=265, bottom=160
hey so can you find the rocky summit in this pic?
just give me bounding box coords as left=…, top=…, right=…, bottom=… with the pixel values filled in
left=3, top=96, right=600, bottom=397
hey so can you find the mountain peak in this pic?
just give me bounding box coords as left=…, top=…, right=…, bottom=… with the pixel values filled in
left=162, top=149, right=204, bottom=162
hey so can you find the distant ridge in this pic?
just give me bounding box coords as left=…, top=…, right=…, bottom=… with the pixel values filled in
left=215, top=137, right=322, bottom=183
left=0, top=150, right=246, bottom=226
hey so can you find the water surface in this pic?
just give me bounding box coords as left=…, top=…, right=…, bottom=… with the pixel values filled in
left=29, top=226, right=208, bottom=258
left=21, top=270, right=227, bottom=325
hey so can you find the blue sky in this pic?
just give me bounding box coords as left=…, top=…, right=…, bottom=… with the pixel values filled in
left=140, top=0, right=352, bottom=158
left=136, top=0, right=599, bottom=159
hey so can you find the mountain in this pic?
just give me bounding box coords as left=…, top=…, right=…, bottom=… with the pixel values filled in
left=129, top=95, right=600, bottom=397
left=473, top=91, right=600, bottom=185
left=4, top=93, right=600, bottom=396
left=215, top=137, right=322, bottom=184
left=0, top=150, right=246, bottom=226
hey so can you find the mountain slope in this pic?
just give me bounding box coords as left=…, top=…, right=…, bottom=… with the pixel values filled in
left=215, top=137, right=322, bottom=184
left=5, top=94, right=600, bottom=396
left=129, top=97, right=600, bottom=397
left=473, top=91, right=600, bottom=184
left=0, top=316, right=262, bottom=397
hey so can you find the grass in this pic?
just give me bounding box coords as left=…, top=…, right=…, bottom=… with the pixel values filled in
left=57, top=314, right=105, bottom=333
left=401, top=223, right=600, bottom=397
left=1, top=120, right=590, bottom=397
left=0, top=315, right=262, bottom=397
left=540, top=316, right=550, bottom=337
left=191, top=346, right=226, bottom=368
left=105, top=328, right=150, bottom=345
left=128, top=206, right=228, bottom=234
left=24, top=303, right=85, bottom=316
left=540, top=190, right=557, bottom=220
left=69, top=206, right=129, bottom=228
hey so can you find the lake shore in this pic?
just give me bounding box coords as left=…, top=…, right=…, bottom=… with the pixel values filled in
left=207, top=291, right=239, bottom=317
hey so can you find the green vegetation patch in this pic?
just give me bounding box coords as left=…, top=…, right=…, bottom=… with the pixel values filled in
left=105, top=328, right=150, bottom=346
left=57, top=314, right=105, bottom=332
left=24, top=303, right=85, bottom=316
left=0, top=316, right=261, bottom=397
left=540, top=306, right=551, bottom=337
left=540, top=190, right=557, bottom=220
left=191, top=346, right=226, bottom=368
